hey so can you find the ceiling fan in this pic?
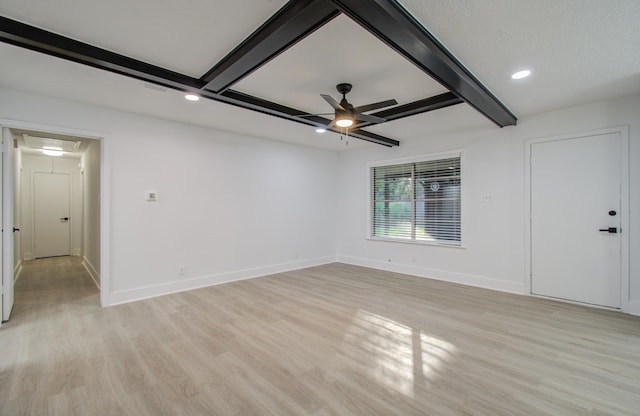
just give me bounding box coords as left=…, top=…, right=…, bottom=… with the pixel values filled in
left=308, top=83, right=398, bottom=129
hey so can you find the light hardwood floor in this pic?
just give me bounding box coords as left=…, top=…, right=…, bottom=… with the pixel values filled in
left=1, top=257, right=639, bottom=415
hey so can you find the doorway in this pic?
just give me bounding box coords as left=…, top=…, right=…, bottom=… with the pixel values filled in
left=1, top=124, right=103, bottom=322
left=526, top=127, right=629, bottom=310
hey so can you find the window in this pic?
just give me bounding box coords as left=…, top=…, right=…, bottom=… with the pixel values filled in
left=370, top=153, right=461, bottom=245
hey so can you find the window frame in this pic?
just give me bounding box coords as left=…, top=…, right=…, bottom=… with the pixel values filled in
left=367, top=150, right=463, bottom=247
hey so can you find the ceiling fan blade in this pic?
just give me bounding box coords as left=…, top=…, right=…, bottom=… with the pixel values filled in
left=354, top=112, right=387, bottom=123
left=325, top=119, right=337, bottom=129
left=354, top=98, right=398, bottom=113
left=321, top=94, right=345, bottom=111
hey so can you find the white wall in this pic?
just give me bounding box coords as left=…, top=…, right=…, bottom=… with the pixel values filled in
left=2, top=87, right=637, bottom=314
left=81, top=139, right=101, bottom=286
left=0, top=88, right=338, bottom=305
left=337, top=94, right=640, bottom=314
left=20, top=154, right=83, bottom=259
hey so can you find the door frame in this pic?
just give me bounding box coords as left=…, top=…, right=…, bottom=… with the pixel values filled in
left=0, top=118, right=111, bottom=308
left=524, top=126, right=630, bottom=312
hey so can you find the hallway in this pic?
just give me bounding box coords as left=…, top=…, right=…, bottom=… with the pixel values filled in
left=9, top=257, right=99, bottom=327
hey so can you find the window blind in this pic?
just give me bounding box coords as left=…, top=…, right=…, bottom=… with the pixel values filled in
left=371, top=154, right=461, bottom=245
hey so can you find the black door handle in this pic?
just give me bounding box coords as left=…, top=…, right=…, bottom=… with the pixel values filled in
left=599, top=227, right=618, bottom=234
left=13, top=227, right=20, bottom=232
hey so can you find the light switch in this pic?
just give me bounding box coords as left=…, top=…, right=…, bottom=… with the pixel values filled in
left=146, top=191, right=158, bottom=201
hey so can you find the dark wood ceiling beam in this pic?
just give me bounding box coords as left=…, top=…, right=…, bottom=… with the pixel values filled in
left=0, top=15, right=399, bottom=147
left=353, top=92, right=463, bottom=129
left=347, top=129, right=400, bottom=147
left=201, top=0, right=340, bottom=93
left=327, top=0, right=518, bottom=127
left=0, top=16, right=203, bottom=91
left=1, top=0, right=519, bottom=146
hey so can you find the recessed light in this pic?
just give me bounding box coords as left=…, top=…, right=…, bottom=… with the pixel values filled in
left=42, top=149, right=64, bottom=156
left=43, top=146, right=63, bottom=151
left=511, top=70, right=531, bottom=80
left=315, top=128, right=326, bottom=133
left=185, top=94, right=200, bottom=101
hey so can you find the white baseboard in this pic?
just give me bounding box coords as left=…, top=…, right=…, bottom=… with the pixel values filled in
left=82, top=257, right=100, bottom=290
left=23, top=252, right=33, bottom=261
left=105, top=256, right=337, bottom=306
left=628, top=300, right=640, bottom=316
left=336, top=255, right=525, bottom=294
left=72, top=248, right=81, bottom=256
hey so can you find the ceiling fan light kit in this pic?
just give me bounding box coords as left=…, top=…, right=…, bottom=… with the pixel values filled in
left=316, top=82, right=397, bottom=133
left=335, top=117, right=354, bottom=128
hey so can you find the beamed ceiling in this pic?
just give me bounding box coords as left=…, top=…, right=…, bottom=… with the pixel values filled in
left=0, top=0, right=638, bottom=150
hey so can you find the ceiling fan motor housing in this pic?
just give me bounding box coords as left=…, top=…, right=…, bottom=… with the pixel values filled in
left=336, top=83, right=352, bottom=95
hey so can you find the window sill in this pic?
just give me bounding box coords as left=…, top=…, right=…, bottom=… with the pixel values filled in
left=367, top=236, right=466, bottom=249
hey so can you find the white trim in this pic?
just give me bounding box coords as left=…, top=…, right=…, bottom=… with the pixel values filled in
left=99, top=136, right=109, bottom=307
left=524, top=125, right=630, bottom=311
left=0, top=118, right=105, bottom=141
left=366, top=236, right=467, bottom=249
left=337, top=255, right=524, bottom=294
left=628, top=300, right=640, bottom=317
left=23, top=252, right=33, bottom=261
left=367, top=149, right=464, bottom=168
left=0, top=118, right=108, bottom=308
left=106, top=256, right=336, bottom=306
left=82, top=256, right=100, bottom=290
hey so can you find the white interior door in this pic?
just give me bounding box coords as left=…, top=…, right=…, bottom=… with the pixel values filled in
left=2, top=127, right=15, bottom=322
left=530, top=132, right=622, bottom=308
left=34, top=172, right=70, bottom=258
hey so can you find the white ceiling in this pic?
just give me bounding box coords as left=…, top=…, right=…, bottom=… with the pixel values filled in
left=0, top=0, right=638, bottom=151
left=0, top=0, right=289, bottom=77
left=235, top=14, right=448, bottom=114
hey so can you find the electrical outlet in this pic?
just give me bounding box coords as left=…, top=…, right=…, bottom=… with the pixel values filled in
left=482, top=195, right=494, bottom=203
left=178, top=266, right=186, bottom=276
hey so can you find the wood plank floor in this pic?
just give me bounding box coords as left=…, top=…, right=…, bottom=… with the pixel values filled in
left=1, top=257, right=639, bottom=415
